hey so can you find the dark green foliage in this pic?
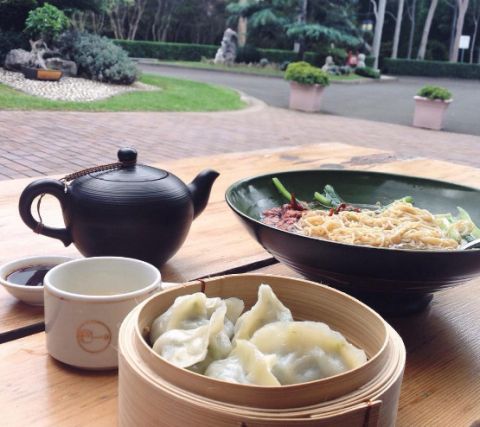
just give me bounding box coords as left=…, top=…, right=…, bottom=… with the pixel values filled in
left=114, top=40, right=218, bottom=61
left=308, top=46, right=348, bottom=67
left=417, top=85, right=452, bottom=101
left=365, top=56, right=375, bottom=68
left=58, top=32, right=138, bottom=85
left=25, top=3, right=69, bottom=42
left=425, top=40, right=449, bottom=62
left=384, top=59, right=480, bottom=80
left=0, top=30, right=29, bottom=65
left=236, top=45, right=261, bottom=64
left=0, top=0, right=38, bottom=32
left=285, top=61, right=330, bottom=86
left=354, top=66, right=380, bottom=79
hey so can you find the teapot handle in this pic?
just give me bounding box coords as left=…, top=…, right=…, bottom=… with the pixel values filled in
left=18, top=179, right=73, bottom=246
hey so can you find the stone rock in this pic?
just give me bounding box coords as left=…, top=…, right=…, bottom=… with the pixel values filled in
left=321, top=56, right=339, bottom=75
left=46, top=58, right=78, bottom=77
left=357, top=53, right=366, bottom=68
left=4, top=49, right=34, bottom=71
left=214, top=28, right=238, bottom=65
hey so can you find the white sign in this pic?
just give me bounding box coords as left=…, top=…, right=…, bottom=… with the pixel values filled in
left=460, top=35, right=470, bottom=49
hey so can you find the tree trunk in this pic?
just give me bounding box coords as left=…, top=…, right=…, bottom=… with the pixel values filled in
left=391, top=0, right=405, bottom=58
left=407, top=0, right=417, bottom=58
left=447, top=2, right=458, bottom=59
left=470, top=18, right=479, bottom=63
left=237, top=0, right=248, bottom=46
left=450, top=0, right=470, bottom=62
left=371, top=0, right=387, bottom=69
left=416, top=0, right=439, bottom=60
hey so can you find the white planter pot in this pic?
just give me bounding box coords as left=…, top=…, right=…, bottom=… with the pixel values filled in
left=289, top=82, right=326, bottom=112
left=413, top=96, right=452, bottom=131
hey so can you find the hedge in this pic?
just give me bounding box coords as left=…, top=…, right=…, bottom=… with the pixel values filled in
left=383, top=58, right=480, bottom=80
left=114, top=39, right=375, bottom=69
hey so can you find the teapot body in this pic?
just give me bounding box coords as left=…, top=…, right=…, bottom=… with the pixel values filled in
left=65, top=172, right=194, bottom=266
left=18, top=149, right=219, bottom=267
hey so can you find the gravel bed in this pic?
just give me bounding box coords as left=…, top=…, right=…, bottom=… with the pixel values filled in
left=0, top=68, right=159, bottom=102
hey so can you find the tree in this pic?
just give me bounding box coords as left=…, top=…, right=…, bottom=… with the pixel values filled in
left=391, top=0, right=405, bottom=58
left=406, top=0, right=417, bottom=58
left=416, top=0, right=439, bottom=60
left=227, top=0, right=361, bottom=55
left=370, top=0, right=387, bottom=68
left=25, top=3, right=70, bottom=42
left=470, top=0, right=480, bottom=63
left=450, top=0, right=470, bottom=62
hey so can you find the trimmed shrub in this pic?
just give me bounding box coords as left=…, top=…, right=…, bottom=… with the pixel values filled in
left=114, top=40, right=218, bottom=61
left=236, top=45, right=261, bottom=63
left=355, top=66, right=380, bottom=79
left=58, top=32, right=138, bottom=84
left=0, top=30, right=29, bottom=65
left=365, top=56, right=375, bottom=67
left=417, top=85, right=452, bottom=101
left=285, top=61, right=330, bottom=86
left=384, top=58, right=480, bottom=80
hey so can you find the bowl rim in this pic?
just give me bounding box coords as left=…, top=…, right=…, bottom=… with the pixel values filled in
left=0, top=255, right=74, bottom=292
left=225, top=168, right=480, bottom=255
left=133, top=274, right=390, bottom=394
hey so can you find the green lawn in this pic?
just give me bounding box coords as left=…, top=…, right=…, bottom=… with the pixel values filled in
left=156, top=60, right=369, bottom=82
left=0, top=74, right=246, bottom=112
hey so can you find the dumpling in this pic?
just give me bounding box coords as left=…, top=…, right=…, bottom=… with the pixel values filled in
left=152, top=305, right=232, bottom=368
left=249, top=321, right=367, bottom=385
left=205, top=340, right=280, bottom=386
left=234, top=284, right=292, bottom=342
left=150, top=293, right=244, bottom=344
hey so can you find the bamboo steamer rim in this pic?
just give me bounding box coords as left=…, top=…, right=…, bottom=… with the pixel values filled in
left=120, top=274, right=400, bottom=411
left=119, top=316, right=405, bottom=425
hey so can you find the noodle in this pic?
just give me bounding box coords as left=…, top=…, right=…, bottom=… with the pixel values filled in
left=296, top=201, right=464, bottom=250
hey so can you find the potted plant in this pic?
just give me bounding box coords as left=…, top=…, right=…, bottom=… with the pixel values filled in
left=413, top=85, right=453, bottom=131
left=285, top=61, right=330, bottom=112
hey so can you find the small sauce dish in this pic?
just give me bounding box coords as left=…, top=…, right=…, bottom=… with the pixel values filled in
left=0, top=256, right=73, bottom=306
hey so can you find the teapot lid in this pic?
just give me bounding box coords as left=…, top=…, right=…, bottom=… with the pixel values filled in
left=89, top=148, right=168, bottom=182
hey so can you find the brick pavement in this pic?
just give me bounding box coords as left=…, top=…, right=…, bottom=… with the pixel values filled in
left=0, top=100, right=479, bottom=180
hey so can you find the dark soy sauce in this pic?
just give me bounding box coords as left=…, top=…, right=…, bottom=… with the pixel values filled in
left=6, top=265, right=54, bottom=287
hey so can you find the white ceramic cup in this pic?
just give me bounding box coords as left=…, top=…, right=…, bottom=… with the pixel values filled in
left=44, top=257, right=161, bottom=370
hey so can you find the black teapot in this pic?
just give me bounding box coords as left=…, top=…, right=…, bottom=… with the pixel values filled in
left=19, top=148, right=219, bottom=267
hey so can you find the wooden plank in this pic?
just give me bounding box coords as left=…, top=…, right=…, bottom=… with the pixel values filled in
left=0, top=262, right=479, bottom=427
left=0, top=143, right=385, bottom=336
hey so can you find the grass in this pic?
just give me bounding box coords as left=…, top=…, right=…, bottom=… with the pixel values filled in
left=156, top=60, right=369, bottom=82
left=0, top=74, right=246, bottom=112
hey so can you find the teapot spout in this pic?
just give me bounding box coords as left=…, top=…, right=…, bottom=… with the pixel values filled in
left=188, top=169, right=220, bottom=219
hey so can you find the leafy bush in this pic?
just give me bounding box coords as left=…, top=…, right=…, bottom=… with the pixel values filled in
left=417, top=85, right=452, bottom=101
left=236, top=45, right=261, bottom=63
left=25, top=3, right=69, bottom=42
left=425, top=40, right=449, bottom=61
left=57, top=32, right=138, bottom=85
left=285, top=61, right=330, bottom=86
left=355, top=66, right=380, bottom=79
left=384, top=58, right=480, bottom=80
left=0, top=30, right=29, bottom=65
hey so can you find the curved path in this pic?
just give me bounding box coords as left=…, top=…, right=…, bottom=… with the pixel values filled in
left=140, top=63, right=480, bottom=137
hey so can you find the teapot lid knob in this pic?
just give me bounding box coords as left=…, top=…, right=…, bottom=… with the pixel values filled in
left=118, top=148, right=137, bottom=165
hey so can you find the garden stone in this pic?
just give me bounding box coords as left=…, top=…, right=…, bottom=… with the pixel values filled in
left=4, top=49, right=33, bottom=71
left=214, top=28, right=238, bottom=65
left=321, top=56, right=339, bottom=75
left=357, top=54, right=366, bottom=68
left=46, top=58, right=78, bottom=77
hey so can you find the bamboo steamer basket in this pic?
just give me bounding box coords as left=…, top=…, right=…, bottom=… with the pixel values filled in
left=118, top=274, right=405, bottom=427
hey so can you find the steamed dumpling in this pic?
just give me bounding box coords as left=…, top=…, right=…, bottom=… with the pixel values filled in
left=234, top=284, right=292, bottom=342
left=150, top=293, right=244, bottom=344
left=205, top=340, right=280, bottom=386
left=249, top=321, right=367, bottom=385
left=152, top=305, right=232, bottom=368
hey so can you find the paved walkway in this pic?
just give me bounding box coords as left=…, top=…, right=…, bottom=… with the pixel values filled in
left=140, top=63, right=480, bottom=137
left=1, top=99, right=479, bottom=180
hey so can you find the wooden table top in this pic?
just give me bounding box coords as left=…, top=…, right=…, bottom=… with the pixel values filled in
left=0, top=143, right=479, bottom=427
